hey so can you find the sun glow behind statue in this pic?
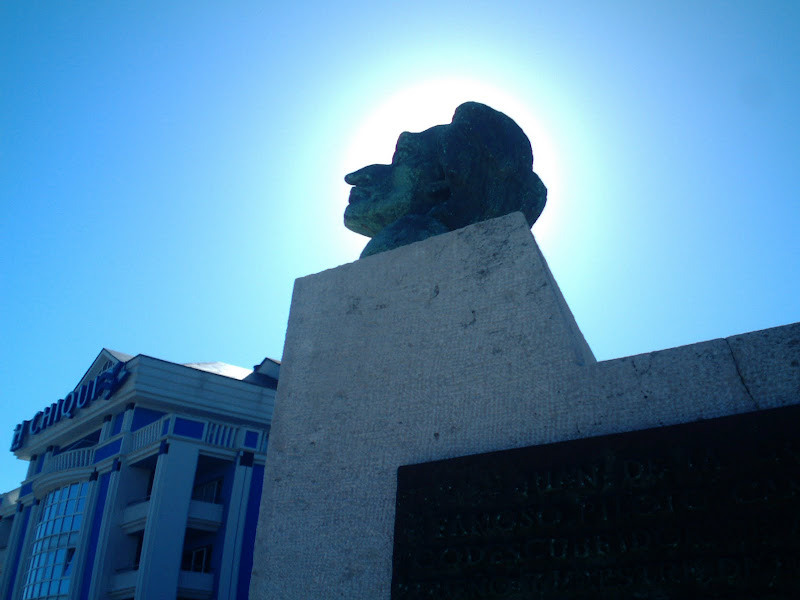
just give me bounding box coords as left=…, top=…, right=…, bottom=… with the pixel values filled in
left=340, top=78, right=562, bottom=237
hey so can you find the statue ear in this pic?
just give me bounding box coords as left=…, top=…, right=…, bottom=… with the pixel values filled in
left=437, top=124, right=472, bottom=187
left=425, top=180, right=450, bottom=199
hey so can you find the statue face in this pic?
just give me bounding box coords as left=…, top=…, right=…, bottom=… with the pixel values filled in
left=344, top=126, right=447, bottom=237
left=343, top=102, right=547, bottom=258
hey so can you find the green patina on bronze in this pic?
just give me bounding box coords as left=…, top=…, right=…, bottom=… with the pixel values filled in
left=344, top=102, right=547, bottom=258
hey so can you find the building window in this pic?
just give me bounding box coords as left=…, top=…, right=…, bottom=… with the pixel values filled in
left=181, top=545, right=212, bottom=573
left=57, top=430, right=101, bottom=453
left=191, top=479, right=221, bottom=504
left=22, top=482, right=88, bottom=600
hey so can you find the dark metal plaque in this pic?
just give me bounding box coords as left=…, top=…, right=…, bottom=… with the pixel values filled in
left=392, top=405, right=800, bottom=599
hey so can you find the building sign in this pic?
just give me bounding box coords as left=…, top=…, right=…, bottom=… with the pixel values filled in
left=392, top=404, right=800, bottom=599
left=10, top=362, right=130, bottom=452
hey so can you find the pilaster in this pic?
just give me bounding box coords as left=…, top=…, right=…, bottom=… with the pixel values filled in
left=215, top=453, right=253, bottom=599
left=135, top=440, right=198, bottom=600
left=1, top=500, right=40, bottom=600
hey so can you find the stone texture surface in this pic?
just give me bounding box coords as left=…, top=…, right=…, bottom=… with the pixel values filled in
left=344, top=102, right=547, bottom=258
left=250, top=212, right=799, bottom=599
left=725, top=322, right=800, bottom=410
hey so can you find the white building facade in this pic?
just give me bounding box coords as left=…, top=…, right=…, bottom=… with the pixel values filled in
left=0, top=349, right=278, bottom=600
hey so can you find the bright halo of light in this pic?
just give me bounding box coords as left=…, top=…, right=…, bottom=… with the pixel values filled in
left=340, top=77, right=562, bottom=222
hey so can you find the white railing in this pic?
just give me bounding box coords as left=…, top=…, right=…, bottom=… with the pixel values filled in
left=130, top=419, right=164, bottom=452
left=205, top=422, right=238, bottom=448
left=41, top=448, right=93, bottom=475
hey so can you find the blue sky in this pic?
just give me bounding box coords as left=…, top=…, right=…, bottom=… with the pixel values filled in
left=2, top=1, right=798, bottom=492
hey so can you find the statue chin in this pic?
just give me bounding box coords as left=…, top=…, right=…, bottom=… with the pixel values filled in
left=343, top=202, right=377, bottom=238
left=360, top=215, right=448, bottom=258
left=344, top=187, right=420, bottom=239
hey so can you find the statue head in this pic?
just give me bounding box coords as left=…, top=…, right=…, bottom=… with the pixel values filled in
left=344, top=101, right=547, bottom=257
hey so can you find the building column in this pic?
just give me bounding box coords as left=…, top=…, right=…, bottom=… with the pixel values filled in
left=215, top=453, right=253, bottom=599
left=99, top=415, right=114, bottom=442
left=25, top=457, right=37, bottom=480
left=82, top=466, right=123, bottom=600
left=135, top=440, right=198, bottom=600
left=120, top=403, right=136, bottom=433
left=0, top=500, right=40, bottom=600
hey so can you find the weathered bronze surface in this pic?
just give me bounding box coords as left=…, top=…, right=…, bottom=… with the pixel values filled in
left=344, top=102, right=547, bottom=258
left=392, top=405, right=800, bottom=599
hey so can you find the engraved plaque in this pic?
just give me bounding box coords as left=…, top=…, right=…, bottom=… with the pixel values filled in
left=392, top=405, right=800, bottom=599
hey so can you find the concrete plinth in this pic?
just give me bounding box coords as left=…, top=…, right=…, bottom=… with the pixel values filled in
left=250, top=212, right=799, bottom=599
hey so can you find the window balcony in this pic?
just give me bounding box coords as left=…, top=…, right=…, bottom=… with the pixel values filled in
left=108, top=567, right=213, bottom=600
left=108, top=567, right=138, bottom=599
left=120, top=498, right=149, bottom=534
left=39, top=448, right=94, bottom=475
left=177, top=570, right=214, bottom=599
left=120, top=498, right=222, bottom=534
left=187, top=500, right=224, bottom=532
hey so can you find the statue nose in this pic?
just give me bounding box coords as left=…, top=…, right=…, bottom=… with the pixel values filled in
left=345, top=164, right=391, bottom=186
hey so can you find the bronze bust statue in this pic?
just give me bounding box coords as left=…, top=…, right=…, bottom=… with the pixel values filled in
left=344, top=102, right=547, bottom=258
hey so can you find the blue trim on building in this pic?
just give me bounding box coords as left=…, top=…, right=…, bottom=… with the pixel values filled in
left=130, top=407, right=165, bottom=432
left=19, top=482, right=33, bottom=497
left=210, top=461, right=237, bottom=599
left=80, top=472, right=110, bottom=600
left=93, top=438, right=122, bottom=464
left=244, top=430, right=258, bottom=448
left=237, top=464, right=264, bottom=600
left=240, top=452, right=254, bottom=468
left=111, top=412, right=124, bottom=436
left=4, top=504, right=31, bottom=600
left=2, top=350, right=277, bottom=600
left=173, top=417, right=204, bottom=440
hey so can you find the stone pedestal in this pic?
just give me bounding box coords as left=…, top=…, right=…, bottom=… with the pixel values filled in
left=250, top=212, right=799, bottom=599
